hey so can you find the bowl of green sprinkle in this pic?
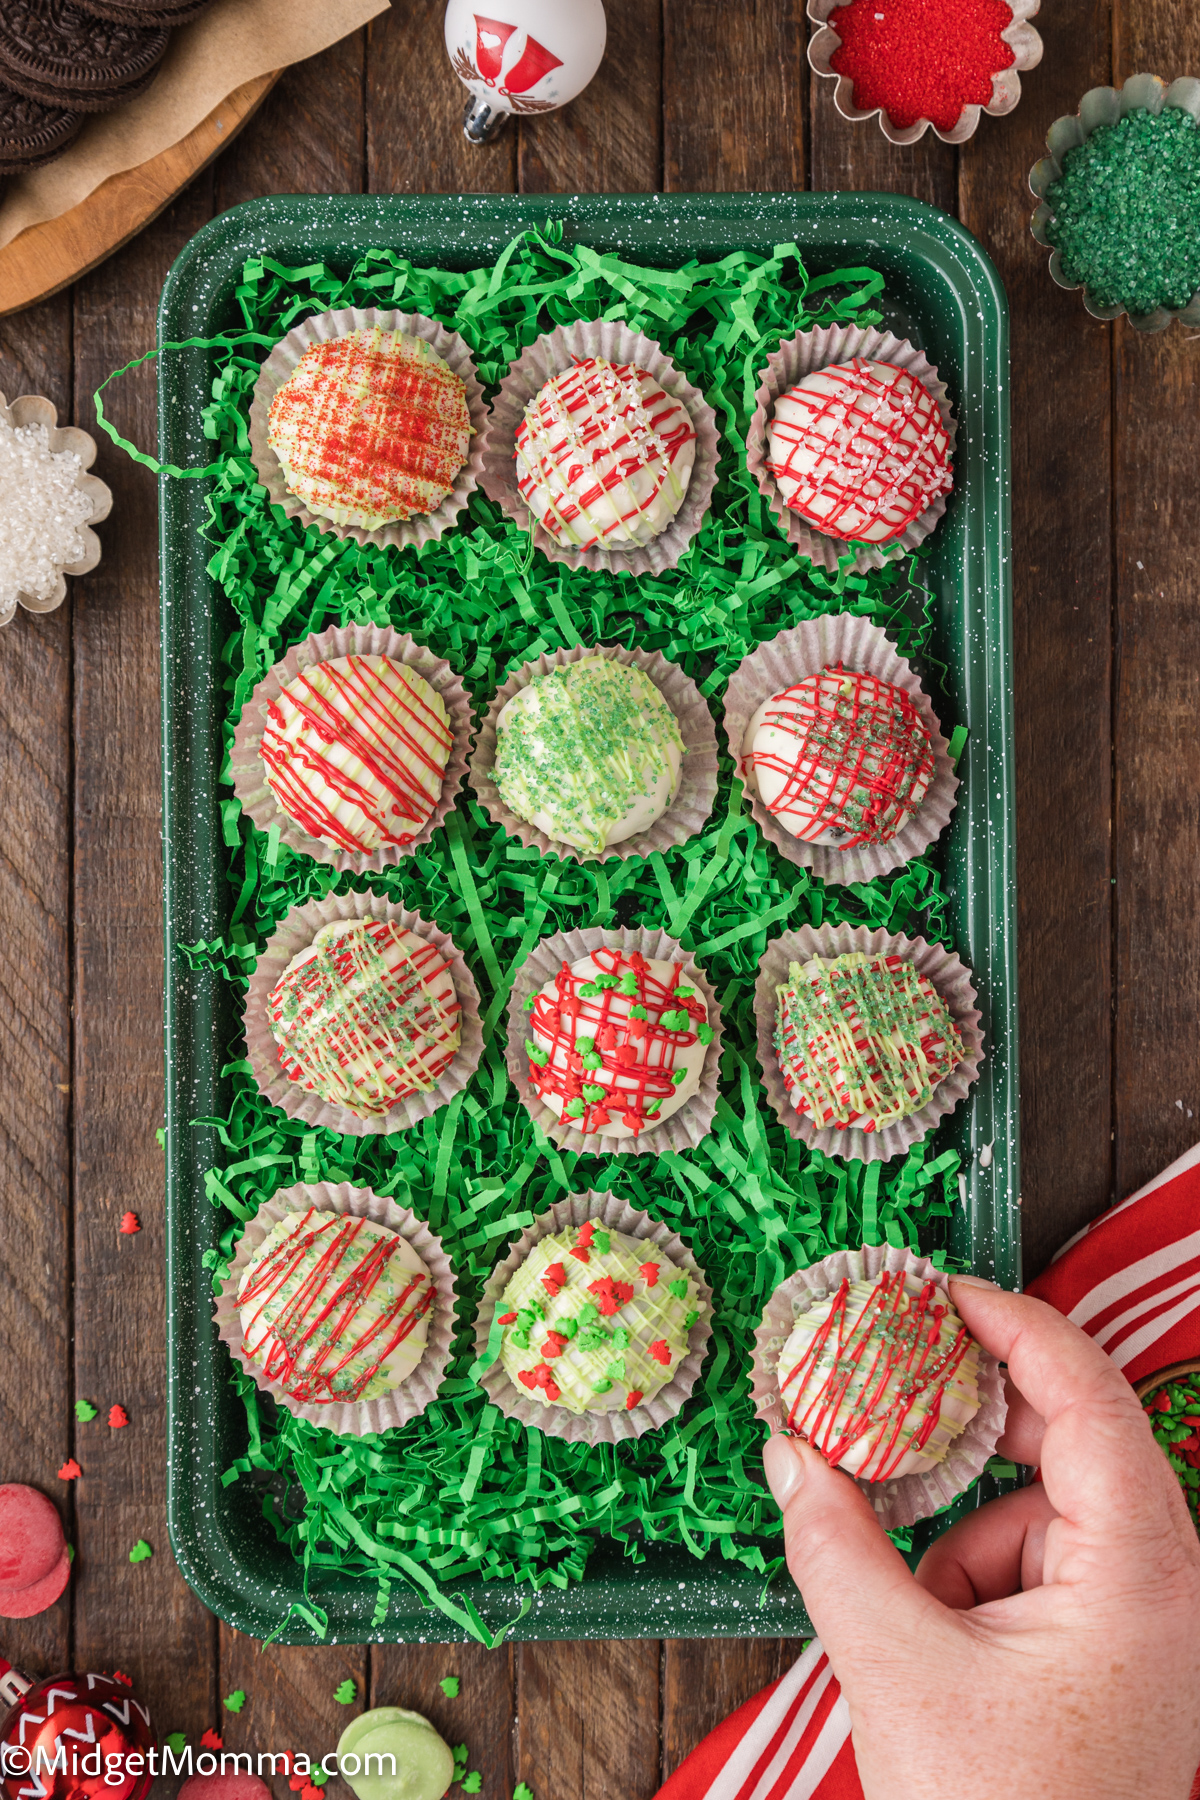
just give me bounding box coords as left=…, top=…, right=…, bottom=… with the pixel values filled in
left=1029, top=72, right=1200, bottom=331
left=1136, top=1359, right=1200, bottom=1533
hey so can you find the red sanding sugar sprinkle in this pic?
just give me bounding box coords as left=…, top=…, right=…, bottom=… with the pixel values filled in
left=829, top=0, right=1015, bottom=133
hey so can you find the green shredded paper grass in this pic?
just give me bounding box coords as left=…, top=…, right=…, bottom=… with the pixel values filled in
left=120, top=223, right=975, bottom=1646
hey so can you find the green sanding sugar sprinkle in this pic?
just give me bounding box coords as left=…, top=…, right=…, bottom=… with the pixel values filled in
left=1045, top=106, right=1200, bottom=316
left=112, top=223, right=976, bottom=1646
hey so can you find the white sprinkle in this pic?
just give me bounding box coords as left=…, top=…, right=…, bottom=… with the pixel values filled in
left=1137, top=560, right=1144, bottom=569
left=978, top=1142, right=993, bottom=1168
left=0, top=417, right=92, bottom=611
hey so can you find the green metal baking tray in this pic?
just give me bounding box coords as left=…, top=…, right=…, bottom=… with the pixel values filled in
left=160, top=192, right=1018, bottom=1645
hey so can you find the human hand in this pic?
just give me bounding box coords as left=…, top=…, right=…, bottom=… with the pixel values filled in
left=761, top=1277, right=1200, bottom=1800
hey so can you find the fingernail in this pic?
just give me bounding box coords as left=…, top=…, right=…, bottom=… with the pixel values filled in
left=948, top=1272, right=1000, bottom=1290
left=763, top=1432, right=806, bottom=1511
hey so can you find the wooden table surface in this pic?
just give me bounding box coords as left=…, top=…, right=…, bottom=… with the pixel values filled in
left=2, top=0, right=1197, bottom=1793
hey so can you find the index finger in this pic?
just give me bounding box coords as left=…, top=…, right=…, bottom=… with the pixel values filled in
left=947, top=1278, right=1181, bottom=1542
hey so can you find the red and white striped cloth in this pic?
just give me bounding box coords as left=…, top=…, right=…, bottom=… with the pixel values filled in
left=655, top=1143, right=1200, bottom=1800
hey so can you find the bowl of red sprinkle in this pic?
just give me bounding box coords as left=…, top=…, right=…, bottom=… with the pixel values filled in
left=808, top=0, right=1043, bottom=146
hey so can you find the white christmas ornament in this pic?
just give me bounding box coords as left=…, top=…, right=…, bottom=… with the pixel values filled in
left=444, top=0, right=607, bottom=143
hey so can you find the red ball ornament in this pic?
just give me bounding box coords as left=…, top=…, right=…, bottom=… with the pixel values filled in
left=0, top=1662, right=154, bottom=1800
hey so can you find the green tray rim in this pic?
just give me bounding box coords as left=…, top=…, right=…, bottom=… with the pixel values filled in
left=159, top=190, right=1019, bottom=1646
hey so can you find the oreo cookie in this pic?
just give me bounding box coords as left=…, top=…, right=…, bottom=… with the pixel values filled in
left=0, top=78, right=81, bottom=170
left=76, top=0, right=216, bottom=24
left=0, top=0, right=170, bottom=114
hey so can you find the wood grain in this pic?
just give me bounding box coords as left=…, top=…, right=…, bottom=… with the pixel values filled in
left=664, top=0, right=807, bottom=192
left=808, top=76, right=957, bottom=213
left=0, top=73, right=278, bottom=321
left=517, top=1640, right=662, bottom=1800
left=959, top=2, right=1116, bottom=1273
left=1112, top=0, right=1200, bottom=1198
left=519, top=0, right=661, bottom=193
left=368, top=1, right=516, bottom=194
left=370, top=1644, right=516, bottom=1800
left=0, top=297, right=74, bottom=1678
left=662, top=1638, right=811, bottom=1778
left=69, top=184, right=217, bottom=1737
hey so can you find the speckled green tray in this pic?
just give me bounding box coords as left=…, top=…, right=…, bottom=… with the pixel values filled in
left=160, top=193, right=1018, bottom=1644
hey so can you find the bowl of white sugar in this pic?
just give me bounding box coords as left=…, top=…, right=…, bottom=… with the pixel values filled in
left=0, top=392, right=112, bottom=628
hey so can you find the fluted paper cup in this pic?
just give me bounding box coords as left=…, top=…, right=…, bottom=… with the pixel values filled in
left=754, top=922, right=983, bottom=1163
left=469, top=641, right=718, bottom=863
left=228, top=622, right=474, bottom=874
left=506, top=925, right=724, bottom=1157
left=751, top=1242, right=1007, bottom=1527
left=244, top=890, right=483, bottom=1137
left=472, top=1188, right=712, bottom=1446
left=724, top=613, right=958, bottom=882
left=479, top=318, right=720, bottom=576
left=1029, top=74, right=1200, bottom=331
left=214, top=1180, right=457, bottom=1438
left=248, top=307, right=491, bottom=550
left=745, top=324, right=957, bottom=574
left=808, top=0, right=1043, bottom=146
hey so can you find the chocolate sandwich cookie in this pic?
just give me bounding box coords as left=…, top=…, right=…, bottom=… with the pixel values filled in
left=0, top=78, right=81, bottom=170
left=76, top=0, right=215, bottom=25
left=0, top=0, right=170, bottom=114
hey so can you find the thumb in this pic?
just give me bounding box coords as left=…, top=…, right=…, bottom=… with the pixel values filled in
left=763, top=1431, right=941, bottom=1669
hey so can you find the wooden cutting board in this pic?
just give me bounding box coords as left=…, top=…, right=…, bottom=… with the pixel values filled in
left=0, top=68, right=281, bottom=317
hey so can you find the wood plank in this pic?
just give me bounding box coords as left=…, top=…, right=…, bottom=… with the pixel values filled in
left=517, top=1639, right=661, bottom=1800
left=219, top=1631, right=368, bottom=1800
left=1111, top=2, right=1200, bottom=1200
left=518, top=0, right=661, bottom=193
left=368, top=1, right=517, bottom=194
left=662, top=1638, right=811, bottom=1779
left=808, top=78, right=957, bottom=212
left=370, top=1643, right=515, bottom=1799
left=959, top=3, right=1115, bottom=1273
left=213, top=33, right=366, bottom=207
left=69, top=185, right=216, bottom=1738
left=0, top=297, right=74, bottom=1680
left=664, top=0, right=806, bottom=192
left=0, top=73, right=279, bottom=320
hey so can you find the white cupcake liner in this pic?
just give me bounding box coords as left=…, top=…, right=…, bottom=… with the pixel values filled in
left=745, top=324, right=957, bottom=575
left=1029, top=75, right=1200, bottom=331
left=723, top=613, right=959, bottom=883
left=248, top=307, right=491, bottom=551
left=808, top=0, right=1043, bottom=146
left=505, top=925, right=724, bottom=1158
left=0, top=391, right=112, bottom=628
left=244, top=891, right=484, bottom=1137
left=751, top=1242, right=1007, bottom=1528
left=468, top=641, right=718, bottom=863
left=473, top=1189, right=713, bottom=1446
left=214, top=1180, right=458, bottom=1438
left=227, top=622, right=474, bottom=874
left=754, top=923, right=984, bottom=1164
left=478, top=318, right=720, bottom=576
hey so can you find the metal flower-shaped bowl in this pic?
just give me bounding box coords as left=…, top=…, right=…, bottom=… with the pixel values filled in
left=1029, top=74, right=1200, bottom=332
left=0, top=392, right=112, bottom=628
left=808, top=0, right=1043, bottom=146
